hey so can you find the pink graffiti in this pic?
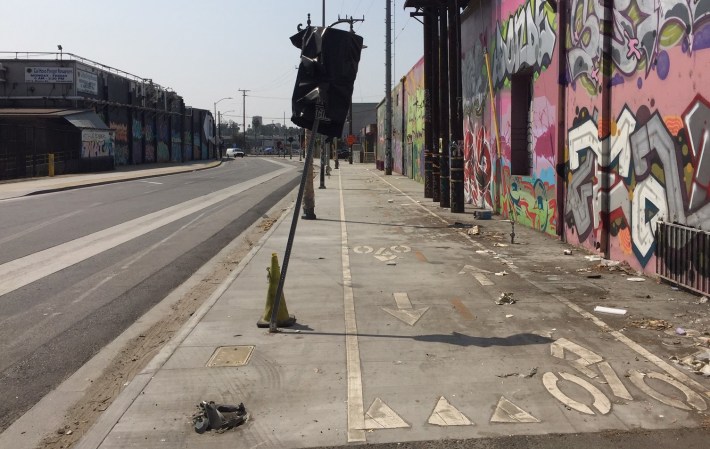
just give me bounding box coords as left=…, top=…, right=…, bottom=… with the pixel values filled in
left=624, top=30, right=642, bottom=60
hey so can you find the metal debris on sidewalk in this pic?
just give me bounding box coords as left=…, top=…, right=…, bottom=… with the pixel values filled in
left=593, top=306, right=627, bottom=315
left=192, top=401, right=248, bottom=434
left=495, top=292, right=516, bottom=305
left=468, top=225, right=480, bottom=236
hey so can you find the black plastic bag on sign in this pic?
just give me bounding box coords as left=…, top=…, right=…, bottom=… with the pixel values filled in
left=290, top=26, right=363, bottom=138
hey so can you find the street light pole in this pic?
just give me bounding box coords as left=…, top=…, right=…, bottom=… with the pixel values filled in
left=214, top=96, right=233, bottom=158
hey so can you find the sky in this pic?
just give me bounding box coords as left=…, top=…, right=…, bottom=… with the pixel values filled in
left=0, top=0, right=424, bottom=127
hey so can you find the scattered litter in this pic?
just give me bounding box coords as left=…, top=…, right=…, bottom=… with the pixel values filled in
left=584, top=255, right=602, bottom=262
left=698, top=296, right=709, bottom=305
left=495, top=271, right=508, bottom=276
left=468, top=225, right=480, bottom=236
left=496, top=367, right=537, bottom=378
left=474, top=210, right=492, bottom=220
left=671, top=349, right=710, bottom=376
left=505, top=314, right=514, bottom=318
left=563, top=250, right=572, bottom=255
left=600, top=259, right=621, bottom=267
left=476, top=250, right=493, bottom=255
left=593, top=306, right=627, bottom=315
left=495, top=292, right=516, bottom=305
left=671, top=286, right=680, bottom=291
left=493, top=243, right=508, bottom=247
left=628, top=318, right=672, bottom=330
left=387, top=199, right=394, bottom=203
left=587, top=274, right=602, bottom=279
left=676, top=327, right=687, bottom=336
left=449, top=222, right=473, bottom=228
left=65, top=430, right=73, bottom=435
left=386, top=261, right=397, bottom=266
left=193, top=401, right=248, bottom=434
left=627, top=277, right=645, bottom=282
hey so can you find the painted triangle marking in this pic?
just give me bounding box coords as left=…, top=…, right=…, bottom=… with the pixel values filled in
left=427, top=396, right=472, bottom=426
left=361, top=398, right=409, bottom=429
left=490, top=396, right=541, bottom=423
left=382, top=307, right=429, bottom=326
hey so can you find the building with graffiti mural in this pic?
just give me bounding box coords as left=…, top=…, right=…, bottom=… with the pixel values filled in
left=0, top=53, right=215, bottom=180
left=389, top=0, right=710, bottom=293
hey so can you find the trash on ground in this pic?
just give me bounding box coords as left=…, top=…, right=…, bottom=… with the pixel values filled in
left=593, top=306, right=627, bottom=315
left=676, top=327, right=687, bottom=336
left=671, top=349, right=710, bottom=376
left=698, top=296, right=709, bottom=305
left=387, top=199, right=394, bottom=203
left=563, top=250, right=572, bottom=255
left=386, top=261, right=397, bottom=266
left=495, top=292, right=516, bottom=305
left=474, top=210, right=492, bottom=220
left=495, top=271, right=508, bottom=276
left=505, top=314, right=514, bottom=318
left=628, top=318, right=672, bottom=330
left=584, top=255, right=602, bottom=261
left=493, top=243, right=509, bottom=247
left=496, top=367, right=537, bottom=378
left=627, top=277, right=645, bottom=282
left=193, top=401, right=248, bottom=434
left=468, top=225, right=480, bottom=236
left=449, top=221, right=473, bottom=228
left=600, top=259, right=621, bottom=267
left=670, top=286, right=680, bottom=291
left=587, top=274, right=602, bottom=279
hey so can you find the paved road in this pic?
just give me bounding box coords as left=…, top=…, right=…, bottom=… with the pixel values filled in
left=0, top=157, right=300, bottom=431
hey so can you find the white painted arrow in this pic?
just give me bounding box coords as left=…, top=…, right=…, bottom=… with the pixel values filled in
left=361, top=398, right=410, bottom=429
left=428, top=397, right=472, bottom=426
left=374, top=247, right=397, bottom=262
left=382, top=292, right=429, bottom=326
left=458, top=265, right=494, bottom=286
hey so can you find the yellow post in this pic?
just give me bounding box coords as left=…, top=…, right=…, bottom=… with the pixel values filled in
left=48, top=153, right=55, bottom=177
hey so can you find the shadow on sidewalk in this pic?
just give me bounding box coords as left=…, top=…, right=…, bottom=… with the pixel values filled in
left=315, top=217, right=445, bottom=229
left=280, top=330, right=552, bottom=347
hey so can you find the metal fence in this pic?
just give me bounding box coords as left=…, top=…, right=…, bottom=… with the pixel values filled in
left=656, top=221, right=710, bottom=295
left=0, top=123, right=80, bottom=180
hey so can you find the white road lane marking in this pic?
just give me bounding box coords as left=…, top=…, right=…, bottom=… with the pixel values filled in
left=338, top=170, right=366, bottom=443
left=377, top=173, right=710, bottom=400
left=0, top=167, right=291, bottom=298
left=427, top=397, right=472, bottom=426
left=629, top=370, right=707, bottom=411
left=598, top=362, right=633, bottom=400
left=473, top=273, right=494, bottom=286
left=0, top=208, right=86, bottom=246
left=382, top=292, right=429, bottom=326
left=490, top=397, right=540, bottom=423
left=138, top=180, right=163, bottom=185
left=543, top=371, right=611, bottom=415
left=361, top=398, right=409, bottom=429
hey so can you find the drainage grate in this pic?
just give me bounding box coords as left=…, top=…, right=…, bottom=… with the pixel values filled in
left=207, top=345, right=255, bottom=367
left=656, top=221, right=710, bottom=295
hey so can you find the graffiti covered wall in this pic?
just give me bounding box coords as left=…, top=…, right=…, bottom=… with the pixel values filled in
left=392, top=82, right=404, bottom=175
left=404, top=57, right=425, bottom=182
left=565, top=0, right=710, bottom=273
left=461, top=0, right=561, bottom=235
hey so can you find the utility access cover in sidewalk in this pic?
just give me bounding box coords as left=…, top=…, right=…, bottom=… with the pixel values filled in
left=207, top=345, right=255, bottom=367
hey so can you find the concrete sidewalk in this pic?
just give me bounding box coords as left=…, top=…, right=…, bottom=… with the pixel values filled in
left=70, top=165, right=709, bottom=448
left=0, top=160, right=222, bottom=200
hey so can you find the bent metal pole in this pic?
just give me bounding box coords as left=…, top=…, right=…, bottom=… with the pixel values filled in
left=269, top=105, right=323, bottom=332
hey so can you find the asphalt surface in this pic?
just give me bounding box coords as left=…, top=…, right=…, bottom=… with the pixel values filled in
left=0, top=158, right=300, bottom=432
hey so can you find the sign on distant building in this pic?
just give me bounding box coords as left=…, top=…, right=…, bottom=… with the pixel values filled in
left=25, top=66, right=73, bottom=83
left=77, top=69, right=98, bottom=95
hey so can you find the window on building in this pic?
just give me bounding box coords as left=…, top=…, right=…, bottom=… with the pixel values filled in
left=510, top=70, right=534, bottom=176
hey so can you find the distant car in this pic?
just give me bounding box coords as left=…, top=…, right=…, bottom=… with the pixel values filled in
left=337, top=149, right=350, bottom=159
left=263, top=147, right=274, bottom=155
left=226, top=148, right=244, bottom=158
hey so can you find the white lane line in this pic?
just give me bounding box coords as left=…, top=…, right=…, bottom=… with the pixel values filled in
left=0, top=208, right=87, bottom=246
left=339, top=170, right=366, bottom=443
left=138, top=180, right=163, bottom=185
left=0, top=167, right=292, bottom=299
left=473, top=273, right=494, bottom=286
left=71, top=213, right=206, bottom=305
left=376, top=174, right=710, bottom=400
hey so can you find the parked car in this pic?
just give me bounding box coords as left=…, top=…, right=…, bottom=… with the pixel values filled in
left=226, top=148, right=245, bottom=158
left=263, top=147, right=274, bottom=155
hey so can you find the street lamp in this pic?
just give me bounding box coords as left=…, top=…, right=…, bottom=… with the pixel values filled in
left=214, top=97, right=233, bottom=158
